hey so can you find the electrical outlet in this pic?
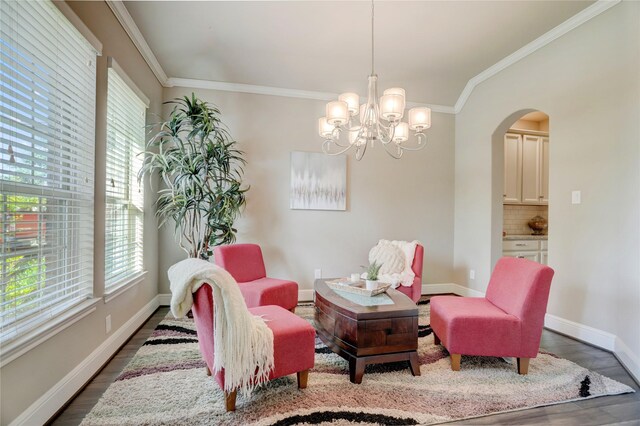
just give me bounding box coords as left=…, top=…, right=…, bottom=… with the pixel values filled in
left=571, top=190, right=581, bottom=204
left=314, top=268, right=322, bottom=279
left=469, top=269, right=476, bottom=280
left=106, top=315, right=112, bottom=334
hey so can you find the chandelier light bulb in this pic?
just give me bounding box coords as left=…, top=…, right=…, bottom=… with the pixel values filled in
left=383, top=87, right=406, bottom=110
left=380, top=94, right=404, bottom=121
left=338, top=92, right=360, bottom=116
left=326, top=101, right=349, bottom=126
left=318, top=117, right=333, bottom=138
left=408, top=107, right=432, bottom=131
left=393, top=122, right=409, bottom=143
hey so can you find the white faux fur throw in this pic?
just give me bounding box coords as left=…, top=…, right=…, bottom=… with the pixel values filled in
left=168, top=258, right=274, bottom=395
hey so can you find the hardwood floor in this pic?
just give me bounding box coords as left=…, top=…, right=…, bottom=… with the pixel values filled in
left=50, top=306, right=639, bottom=426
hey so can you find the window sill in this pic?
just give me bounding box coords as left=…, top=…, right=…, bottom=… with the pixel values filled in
left=0, top=298, right=101, bottom=367
left=103, top=271, right=147, bottom=304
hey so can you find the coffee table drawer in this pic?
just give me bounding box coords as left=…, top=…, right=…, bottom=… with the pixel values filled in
left=359, top=317, right=417, bottom=352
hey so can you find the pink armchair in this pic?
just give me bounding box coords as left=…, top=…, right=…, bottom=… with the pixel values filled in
left=213, top=244, right=298, bottom=312
left=191, top=285, right=315, bottom=411
left=396, top=244, right=424, bottom=303
left=430, top=257, right=554, bottom=374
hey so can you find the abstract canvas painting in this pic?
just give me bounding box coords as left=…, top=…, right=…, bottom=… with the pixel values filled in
left=290, top=151, right=346, bottom=210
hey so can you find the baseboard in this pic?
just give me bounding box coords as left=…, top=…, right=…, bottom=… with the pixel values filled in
left=9, top=295, right=160, bottom=426
left=543, top=313, right=617, bottom=351
left=614, top=337, right=640, bottom=384
left=158, top=293, right=171, bottom=306
left=298, top=289, right=314, bottom=302
left=422, top=283, right=484, bottom=297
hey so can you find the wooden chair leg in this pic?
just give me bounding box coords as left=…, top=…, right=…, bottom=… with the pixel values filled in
left=224, top=390, right=237, bottom=412
left=297, top=369, right=309, bottom=389
left=517, top=357, right=530, bottom=375
left=450, top=354, right=461, bottom=371
left=205, top=366, right=211, bottom=376
left=433, top=332, right=441, bottom=345
left=289, top=307, right=296, bottom=314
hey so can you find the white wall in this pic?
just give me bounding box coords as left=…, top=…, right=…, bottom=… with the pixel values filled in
left=454, top=1, right=640, bottom=370
left=0, top=2, right=163, bottom=424
left=159, top=88, right=456, bottom=294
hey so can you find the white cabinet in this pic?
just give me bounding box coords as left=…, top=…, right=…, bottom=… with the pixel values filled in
left=503, top=133, right=522, bottom=204
left=503, top=133, right=548, bottom=205
left=503, top=239, right=548, bottom=265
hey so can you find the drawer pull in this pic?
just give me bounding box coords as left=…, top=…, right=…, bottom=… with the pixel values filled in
left=515, top=243, right=527, bottom=247
left=517, top=256, right=525, bottom=258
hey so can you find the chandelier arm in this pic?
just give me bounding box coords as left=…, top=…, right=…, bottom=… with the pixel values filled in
left=355, top=139, right=368, bottom=161
left=381, top=140, right=403, bottom=159
left=323, top=139, right=355, bottom=156
left=398, top=133, right=428, bottom=151
left=330, top=126, right=352, bottom=148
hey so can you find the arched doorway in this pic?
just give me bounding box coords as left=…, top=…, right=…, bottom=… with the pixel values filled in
left=491, top=110, right=550, bottom=268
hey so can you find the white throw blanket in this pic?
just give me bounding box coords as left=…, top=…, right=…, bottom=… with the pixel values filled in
left=168, top=258, right=274, bottom=395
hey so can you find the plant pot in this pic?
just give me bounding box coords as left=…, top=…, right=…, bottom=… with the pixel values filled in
left=365, top=280, right=378, bottom=290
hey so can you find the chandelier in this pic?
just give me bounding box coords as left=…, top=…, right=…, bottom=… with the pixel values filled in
left=318, top=0, right=431, bottom=160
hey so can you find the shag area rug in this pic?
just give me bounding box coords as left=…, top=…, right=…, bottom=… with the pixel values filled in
left=81, top=301, right=633, bottom=425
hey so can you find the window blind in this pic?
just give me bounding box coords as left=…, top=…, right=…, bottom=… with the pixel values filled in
left=104, top=64, right=146, bottom=290
left=0, top=0, right=97, bottom=343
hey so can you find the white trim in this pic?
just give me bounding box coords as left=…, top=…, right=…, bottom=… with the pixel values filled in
left=453, top=0, right=621, bottom=113
left=107, top=57, right=151, bottom=107
left=167, top=77, right=456, bottom=114
left=52, top=1, right=102, bottom=55
left=105, top=1, right=168, bottom=86
left=158, top=293, right=172, bottom=306
left=422, top=283, right=484, bottom=297
left=614, top=337, right=640, bottom=384
left=0, top=298, right=100, bottom=368
left=544, top=313, right=617, bottom=351
left=103, top=271, right=148, bottom=304
left=8, top=296, right=160, bottom=426
left=298, top=289, right=314, bottom=302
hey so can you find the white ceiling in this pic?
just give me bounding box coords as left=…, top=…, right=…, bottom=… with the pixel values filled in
left=123, top=1, right=594, bottom=107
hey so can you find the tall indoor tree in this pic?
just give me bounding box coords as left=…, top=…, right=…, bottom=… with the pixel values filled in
left=139, top=94, right=248, bottom=259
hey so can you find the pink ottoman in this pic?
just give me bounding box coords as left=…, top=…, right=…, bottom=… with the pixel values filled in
left=192, top=285, right=315, bottom=411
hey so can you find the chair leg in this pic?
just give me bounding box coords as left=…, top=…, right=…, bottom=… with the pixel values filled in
left=224, top=390, right=237, bottom=412
left=297, top=370, right=309, bottom=389
left=433, top=332, right=441, bottom=345
left=450, top=354, right=461, bottom=371
left=205, top=366, right=211, bottom=376
left=289, top=307, right=296, bottom=314
left=517, top=357, right=530, bottom=375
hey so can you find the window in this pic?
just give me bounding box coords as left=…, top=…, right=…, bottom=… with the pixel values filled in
left=0, top=1, right=98, bottom=344
left=104, top=60, right=147, bottom=291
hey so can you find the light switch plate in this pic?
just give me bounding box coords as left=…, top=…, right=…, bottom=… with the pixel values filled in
left=469, top=269, right=476, bottom=280
left=314, top=268, right=322, bottom=279
left=571, top=190, right=581, bottom=204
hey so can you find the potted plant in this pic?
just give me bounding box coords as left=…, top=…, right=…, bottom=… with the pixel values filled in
left=139, top=93, right=248, bottom=259
left=364, top=261, right=382, bottom=290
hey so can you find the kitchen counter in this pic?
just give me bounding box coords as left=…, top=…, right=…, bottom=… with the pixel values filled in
left=503, top=235, right=548, bottom=240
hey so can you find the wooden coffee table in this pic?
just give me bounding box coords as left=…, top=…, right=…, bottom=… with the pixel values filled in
left=314, top=279, right=420, bottom=384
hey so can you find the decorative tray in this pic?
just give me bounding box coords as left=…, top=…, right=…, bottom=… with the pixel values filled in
left=325, top=278, right=391, bottom=297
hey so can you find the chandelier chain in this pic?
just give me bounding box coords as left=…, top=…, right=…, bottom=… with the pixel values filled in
left=371, top=0, right=375, bottom=75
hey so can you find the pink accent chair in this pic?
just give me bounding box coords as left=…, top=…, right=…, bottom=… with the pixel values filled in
left=430, top=257, right=554, bottom=374
left=191, top=285, right=315, bottom=411
left=396, top=244, right=424, bottom=303
left=214, top=244, right=298, bottom=312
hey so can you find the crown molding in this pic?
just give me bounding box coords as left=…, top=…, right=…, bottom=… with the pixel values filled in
left=453, top=0, right=621, bottom=114
left=166, top=77, right=456, bottom=114
left=105, top=0, right=169, bottom=86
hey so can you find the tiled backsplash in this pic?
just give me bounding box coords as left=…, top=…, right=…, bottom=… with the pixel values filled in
left=503, top=205, right=548, bottom=235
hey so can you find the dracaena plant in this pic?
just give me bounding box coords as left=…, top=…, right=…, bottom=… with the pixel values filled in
left=139, top=93, right=248, bottom=259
